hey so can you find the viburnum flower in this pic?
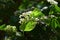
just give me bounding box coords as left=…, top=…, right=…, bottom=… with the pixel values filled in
left=19, top=11, right=32, bottom=24
left=35, top=18, right=39, bottom=21
left=20, top=18, right=25, bottom=22
left=5, top=25, right=17, bottom=32
left=47, top=0, right=58, bottom=5
left=47, top=0, right=54, bottom=2
left=19, top=15, right=23, bottom=18
left=41, top=6, right=48, bottom=11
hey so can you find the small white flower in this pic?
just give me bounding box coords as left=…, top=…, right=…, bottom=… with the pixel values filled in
left=27, top=11, right=32, bottom=14
left=47, top=0, right=54, bottom=2
left=26, top=11, right=32, bottom=16
left=31, top=6, right=34, bottom=9
left=6, top=25, right=11, bottom=30
left=41, top=9, right=43, bottom=11
left=22, top=13, right=26, bottom=16
left=53, top=1, right=58, bottom=5
left=31, top=17, right=34, bottom=19
left=13, top=26, right=16, bottom=29
left=20, top=18, right=25, bottom=22
left=32, top=17, right=34, bottom=19
left=41, top=6, right=48, bottom=11
left=19, top=15, right=23, bottom=18
left=42, top=6, right=48, bottom=9
left=43, top=16, right=48, bottom=19
left=35, top=18, right=39, bottom=21
left=25, top=16, right=29, bottom=21
left=16, top=32, right=22, bottom=36
left=19, top=21, right=22, bottom=23
left=12, top=26, right=17, bottom=32
left=47, top=0, right=58, bottom=5
left=50, top=15, right=55, bottom=18
left=26, top=13, right=30, bottom=16
left=41, top=21, right=45, bottom=24
left=40, top=16, right=48, bottom=19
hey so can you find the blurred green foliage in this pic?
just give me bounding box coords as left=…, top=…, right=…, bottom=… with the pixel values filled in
left=0, top=0, right=60, bottom=40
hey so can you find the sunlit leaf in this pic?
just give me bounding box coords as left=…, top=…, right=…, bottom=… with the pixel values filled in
left=31, top=8, right=44, bottom=17
left=20, top=21, right=37, bottom=31
left=24, top=21, right=37, bottom=31
left=0, top=24, right=6, bottom=30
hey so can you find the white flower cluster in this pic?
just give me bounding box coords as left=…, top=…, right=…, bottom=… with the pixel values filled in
left=47, top=0, right=58, bottom=5
left=5, top=25, right=17, bottom=32
left=19, top=11, right=40, bottom=24
left=19, top=11, right=32, bottom=24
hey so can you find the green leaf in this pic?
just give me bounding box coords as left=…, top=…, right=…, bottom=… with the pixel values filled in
left=18, top=4, right=25, bottom=10
left=49, top=10, right=54, bottom=15
left=51, top=18, right=58, bottom=28
left=54, top=5, right=60, bottom=12
left=20, top=22, right=27, bottom=31
left=31, top=8, right=44, bottom=17
left=20, top=21, right=37, bottom=31
left=24, top=21, right=37, bottom=31
left=0, top=24, right=6, bottom=30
